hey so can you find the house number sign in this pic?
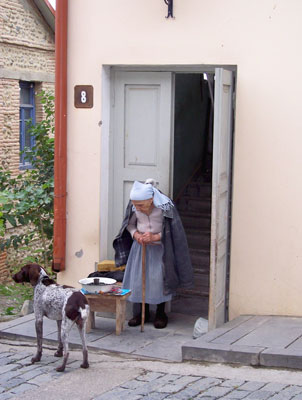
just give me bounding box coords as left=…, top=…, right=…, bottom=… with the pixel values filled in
left=74, top=85, right=93, bottom=108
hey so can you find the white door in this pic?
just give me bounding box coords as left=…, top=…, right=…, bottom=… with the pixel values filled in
left=208, top=68, right=234, bottom=330
left=109, top=71, right=173, bottom=257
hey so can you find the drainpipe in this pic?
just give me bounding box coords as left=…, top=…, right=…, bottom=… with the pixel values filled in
left=53, top=0, right=68, bottom=272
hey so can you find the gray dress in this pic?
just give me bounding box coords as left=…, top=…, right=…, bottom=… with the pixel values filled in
left=122, top=207, right=172, bottom=304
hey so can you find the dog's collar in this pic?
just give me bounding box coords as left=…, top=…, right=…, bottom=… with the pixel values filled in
left=40, top=275, right=50, bottom=284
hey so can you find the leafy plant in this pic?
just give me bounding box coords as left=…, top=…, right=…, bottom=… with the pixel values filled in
left=5, top=306, right=15, bottom=315
left=0, top=91, right=54, bottom=269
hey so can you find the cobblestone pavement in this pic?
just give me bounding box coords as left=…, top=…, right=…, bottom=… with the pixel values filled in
left=93, top=373, right=302, bottom=400
left=0, top=347, right=84, bottom=400
left=1, top=341, right=302, bottom=400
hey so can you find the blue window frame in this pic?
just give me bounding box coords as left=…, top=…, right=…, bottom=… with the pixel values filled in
left=19, top=81, right=35, bottom=169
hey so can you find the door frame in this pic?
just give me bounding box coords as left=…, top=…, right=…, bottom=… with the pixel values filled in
left=100, top=64, right=237, bottom=324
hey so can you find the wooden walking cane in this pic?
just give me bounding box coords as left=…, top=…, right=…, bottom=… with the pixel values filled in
left=141, top=243, right=146, bottom=332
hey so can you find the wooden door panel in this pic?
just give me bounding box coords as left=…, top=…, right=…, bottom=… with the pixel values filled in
left=109, top=71, right=172, bottom=258
left=209, top=68, right=233, bottom=330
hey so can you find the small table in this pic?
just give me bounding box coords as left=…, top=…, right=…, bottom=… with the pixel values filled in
left=85, top=290, right=131, bottom=335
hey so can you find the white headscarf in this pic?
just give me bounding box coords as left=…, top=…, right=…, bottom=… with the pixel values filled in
left=130, top=179, right=173, bottom=211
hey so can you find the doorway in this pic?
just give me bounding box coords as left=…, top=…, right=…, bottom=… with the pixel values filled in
left=171, top=73, right=214, bottom=319
left=103, top=66, right=235, bottom=330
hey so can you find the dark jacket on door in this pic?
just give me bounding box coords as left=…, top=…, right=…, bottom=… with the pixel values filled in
left=113, top=200, right=194, bottom=295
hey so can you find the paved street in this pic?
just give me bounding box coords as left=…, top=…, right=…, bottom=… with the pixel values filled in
left=94, top=374, right=302, bottom=400
left=1, top=339, right=302, bottom=400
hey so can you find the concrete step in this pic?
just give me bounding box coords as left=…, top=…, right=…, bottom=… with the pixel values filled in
left=182, top=315, right=302, bottom=370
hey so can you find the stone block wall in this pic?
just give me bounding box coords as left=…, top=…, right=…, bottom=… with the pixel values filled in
left=5, top=223, right=51, bottom=271
left=0, top=79, right=20, bottom=172
left=0, top=0, right=55, bottom=282
left=35, top=81, right=55, bottom=125
left=0, top=252, right=8, bottom=283
left=1, top=0, right=55, bottom=52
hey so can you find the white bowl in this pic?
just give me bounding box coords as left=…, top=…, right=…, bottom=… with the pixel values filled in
left=79, top=277, right=117, bottom=294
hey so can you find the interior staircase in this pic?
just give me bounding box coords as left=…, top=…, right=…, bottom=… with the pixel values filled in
left=172, top=173, right=212, bottom=318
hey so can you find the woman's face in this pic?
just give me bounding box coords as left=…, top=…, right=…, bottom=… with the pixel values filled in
left=132, top=198, right=153, bottom=215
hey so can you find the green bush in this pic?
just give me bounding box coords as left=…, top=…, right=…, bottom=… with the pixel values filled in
left=0, top=91, right=54, bottom=270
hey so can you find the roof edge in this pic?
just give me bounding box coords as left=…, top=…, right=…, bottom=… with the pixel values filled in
left=33, top=0, right=55, bottom=32
left=44, top=0, right=55, bottom=16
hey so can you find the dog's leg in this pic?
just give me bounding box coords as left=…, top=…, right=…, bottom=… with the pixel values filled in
left=32, top=318, right=43, bottom=363
left=54, top=320, right=63, bottom=357
left=76, top=319, right=89, bottom=369
left=56, top=318, right=71, bottom=372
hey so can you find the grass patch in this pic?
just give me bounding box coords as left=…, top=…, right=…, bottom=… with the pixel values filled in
left=0, top=282, right=33, bottom=316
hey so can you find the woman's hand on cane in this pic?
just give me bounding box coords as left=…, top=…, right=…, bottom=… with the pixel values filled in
left=141, top=232, right=160, bottom=244
left=133, top=231, right=144, bottom=244
left=134, top=231, right=161, bottom=244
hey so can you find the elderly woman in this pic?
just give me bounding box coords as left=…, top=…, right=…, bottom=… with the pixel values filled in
left=113, top=179, right=193, bottom=329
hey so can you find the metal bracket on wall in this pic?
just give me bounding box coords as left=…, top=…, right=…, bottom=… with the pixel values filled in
left=164, top=0, right=174, bottom=18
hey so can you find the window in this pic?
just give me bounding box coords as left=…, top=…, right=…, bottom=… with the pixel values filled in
left=19, top=81, right=35, bottom=168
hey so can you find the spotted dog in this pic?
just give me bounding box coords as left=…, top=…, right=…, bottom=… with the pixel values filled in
left=13, top=264, right=89, bottom=372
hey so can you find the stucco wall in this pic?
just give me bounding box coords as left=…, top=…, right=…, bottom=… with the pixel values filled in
left=61, top=0, right=302, bottom=319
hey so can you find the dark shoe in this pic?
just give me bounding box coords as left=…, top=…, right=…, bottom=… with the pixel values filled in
left=154, top=302, right=168, bottom=329
left=154, top=312, right=168, bottom=329
left=128, top=313, right=150, bottom=327
left=128, top=314, right=142, bottom=327
left=128, top=303, right=150, bottom=327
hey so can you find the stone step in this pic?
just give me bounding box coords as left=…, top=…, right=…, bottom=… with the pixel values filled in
left=175, top=175, right=212, bottom=302
left=181, top=213, right=211, bottom=230
left=178, top=271, right=210, bottom=298
left=194, top=271, right=210, bottom=288
left=178, top=286, right=209, bottom=297
left=192, top=263, right=210, bottom=275
left=184, top=182, right=212, bottom=198
left=186, top=230, right=211, bottom=249
left=191, top=252, right=210, bottom=274
left=172, top=294, right=209, bottom=317
left=177, top=197, right=211, bottom=213
left=190, top=249, right=210, bottom=267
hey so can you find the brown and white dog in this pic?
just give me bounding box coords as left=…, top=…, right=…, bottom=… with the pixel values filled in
left=13, top=264, right=89, bottom=372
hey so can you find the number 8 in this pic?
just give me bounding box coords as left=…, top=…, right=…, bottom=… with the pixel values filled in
left=80, top=91, right=87, bottom=103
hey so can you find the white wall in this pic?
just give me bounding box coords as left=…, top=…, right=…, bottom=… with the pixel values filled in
left=59, top=0, right=302, bottom=319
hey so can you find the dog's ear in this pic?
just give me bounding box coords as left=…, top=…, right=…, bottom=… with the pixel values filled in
left=27, top=264, right=41, bottom=286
